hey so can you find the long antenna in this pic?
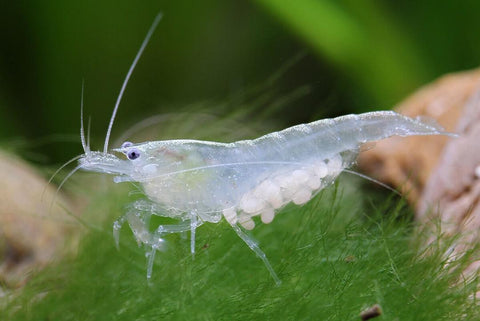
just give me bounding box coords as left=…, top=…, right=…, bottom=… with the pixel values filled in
left=103, top=12, right=163, bottom=153
left=80, top=79, right=90, bottom=154
left=342, top=169, right=401, bottom=196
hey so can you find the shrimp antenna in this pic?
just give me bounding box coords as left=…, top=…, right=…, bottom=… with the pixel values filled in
left=50, top=164, right=83, bottom=212
left=80, top=80, right=90, bottom=154
left=103, top=12, right=163, bottom=153
left=42, top=154, right=83, bottom=202
left=86, top=116, right=92, bottom=151
left=342, top=169, right=401, bottom=196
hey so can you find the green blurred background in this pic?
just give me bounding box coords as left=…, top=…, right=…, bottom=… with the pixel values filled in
left=1, top=0, right=480, bottom=162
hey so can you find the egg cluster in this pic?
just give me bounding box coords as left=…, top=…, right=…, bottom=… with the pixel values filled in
left=223, top=155, right=345, bottom=229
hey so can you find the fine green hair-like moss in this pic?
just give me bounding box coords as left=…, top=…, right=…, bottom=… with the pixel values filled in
left=3, top=176, right=479, bottom=321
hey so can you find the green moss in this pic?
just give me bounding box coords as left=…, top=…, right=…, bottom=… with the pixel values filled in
left=3, top=178, right=479, bottom=320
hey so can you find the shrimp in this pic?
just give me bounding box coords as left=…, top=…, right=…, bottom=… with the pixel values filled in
left=67, top=13, right=456, bottom=285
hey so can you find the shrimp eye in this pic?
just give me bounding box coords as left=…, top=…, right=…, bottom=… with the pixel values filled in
left=127, top=148, right=141, bottom=160
left=121, top=141, right=133, bottom=148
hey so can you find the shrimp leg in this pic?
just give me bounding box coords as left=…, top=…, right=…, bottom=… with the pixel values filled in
left=113, top=203, right=154, bottom=248
left=228, top=222, right=281, bottom=285
left=190, top=212, right=198, bottom=258
left=114, top=201, right=204, bottom=278
left=149, top=218, right=205, bottom=278
left=113, top=199, right=187, bottom=247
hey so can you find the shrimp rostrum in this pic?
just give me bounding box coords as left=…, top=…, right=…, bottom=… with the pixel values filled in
left=67, top=14, right=456, bottom=285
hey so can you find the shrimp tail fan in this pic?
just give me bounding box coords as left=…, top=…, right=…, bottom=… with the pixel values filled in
left=342, top=111, right=457, bottom=143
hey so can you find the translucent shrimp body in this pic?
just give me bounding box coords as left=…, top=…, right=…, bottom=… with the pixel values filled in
left=111, top=111, right=449, bottom=226
left=78, top=111, right=453, bottom=284
left=69, top=14, right=455, bottom=284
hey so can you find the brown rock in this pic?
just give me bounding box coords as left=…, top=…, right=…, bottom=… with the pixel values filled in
left=358, top=68, right=480, bottom=205
left=418, top=91, right=480, bottom=277
left=358, top=68, right=480, bottom=280
left=0, top=150, right=75, bottom=288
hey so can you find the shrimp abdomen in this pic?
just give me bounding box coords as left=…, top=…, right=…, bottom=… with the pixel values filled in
left=243, top=111, right=451, bottom=163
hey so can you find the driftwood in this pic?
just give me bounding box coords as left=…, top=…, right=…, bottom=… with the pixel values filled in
left=359, top=68, right=480, bottom=279
left=0, top=151, right=73, bottom=288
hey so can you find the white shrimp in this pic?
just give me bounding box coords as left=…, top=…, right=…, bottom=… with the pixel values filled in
left=65, top=14, right=456, bottom=285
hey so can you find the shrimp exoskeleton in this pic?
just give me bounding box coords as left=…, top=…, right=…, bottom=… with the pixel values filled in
left=67, top=13, right=456, bottom=285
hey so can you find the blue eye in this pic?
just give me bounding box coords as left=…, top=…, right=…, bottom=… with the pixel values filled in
left=121, top=141, right=133, bottom=148
left=127, top=148, right=141, bottom=160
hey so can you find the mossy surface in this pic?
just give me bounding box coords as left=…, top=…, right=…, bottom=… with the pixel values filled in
left=3, top=177, right=479, bottom=321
